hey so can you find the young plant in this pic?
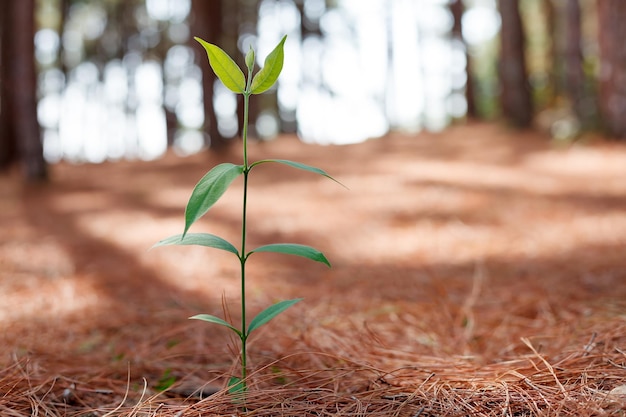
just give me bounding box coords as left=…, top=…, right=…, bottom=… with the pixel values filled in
left=154, top=35, right=341, bottom=394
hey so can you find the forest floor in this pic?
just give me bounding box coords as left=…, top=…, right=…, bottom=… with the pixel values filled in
left=1, top=123, right=625, bottom=416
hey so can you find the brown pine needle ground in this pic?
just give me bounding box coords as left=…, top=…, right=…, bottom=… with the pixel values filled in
left=1, top=123, right=625, bottom=416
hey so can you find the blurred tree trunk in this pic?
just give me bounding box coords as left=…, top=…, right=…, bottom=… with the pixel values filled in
left=545, top=0, right=590, bottom=128
left=497, top=0, right=532, bottom=128
left=58, top=0, right=70, bottom=74
left=565, top=0, right=586, bottom=123
left=450, top=0, right=476, bottom=119
left=0, top=0, right=47, bottom=180
left=0, top=8, right=17, bottom=169
left=545, top=0, right=562, bottom=102
left=191, top=0, right=230, bottom=150
left=597, top=0, right=626, bottom=139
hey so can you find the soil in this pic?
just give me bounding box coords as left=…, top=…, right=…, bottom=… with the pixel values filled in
left=1, top=123, right=625, bottom=416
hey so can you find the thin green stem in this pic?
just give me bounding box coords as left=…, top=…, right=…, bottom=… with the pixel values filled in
left=239, top=69, right=254, bottom=388
left=242, top=94, right=250, bottom=168
left=242, top=66, right=252, bottom=167
left=240, top=169, right=249, bottom=387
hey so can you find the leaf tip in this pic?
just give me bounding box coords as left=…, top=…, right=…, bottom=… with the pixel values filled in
left=193, top=36, right=209, bottom=47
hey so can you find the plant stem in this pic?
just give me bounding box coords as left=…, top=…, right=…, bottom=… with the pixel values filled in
left=240, top=79, right=252, bottom=387
left=242, top=93, right=250, bottom=168
left=240, top=169, right=249, bottom=387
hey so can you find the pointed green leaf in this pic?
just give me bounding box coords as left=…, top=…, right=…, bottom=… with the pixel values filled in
left=228, top=376, right=246, bottom=396
left=248, top=298, right=303, bottom=334
left=195, top=37, right=245, bottom=94
left=251, top=159, right=346, bottom=188
left=152, top=233, right=239, bottom=256
left=250, top=35, right=286, bottom=94
left=184, top=163, right=244, bottom=236
left=190, top=314, right=242, bottom=337
left=249, top=243, right=330, bottom=267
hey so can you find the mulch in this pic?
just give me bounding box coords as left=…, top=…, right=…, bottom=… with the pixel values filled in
left=1, top=123, right=625, bottom=416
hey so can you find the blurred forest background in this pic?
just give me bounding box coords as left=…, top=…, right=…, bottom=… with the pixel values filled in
left=1, top=0, right=625, bottom=181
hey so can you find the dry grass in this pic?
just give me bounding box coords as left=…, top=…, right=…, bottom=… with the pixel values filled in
left=2, top=323, right=625, bottom=416
left=1, top=124, right=625, bottom=416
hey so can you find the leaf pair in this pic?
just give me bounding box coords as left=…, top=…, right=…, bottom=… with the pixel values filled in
left=154, top=233, right=330, bottom=268
left=177, top=159, right=344, bottom=239
left=190, top=298, right=302, bottom=338
left=195, top=35, right=286, bottom=95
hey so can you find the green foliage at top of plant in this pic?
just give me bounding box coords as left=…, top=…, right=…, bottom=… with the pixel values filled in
left=153, top=35, right=343, bottom=397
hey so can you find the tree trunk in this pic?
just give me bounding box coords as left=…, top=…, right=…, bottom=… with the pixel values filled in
left=497, top=0, right=533, bottom=128
left=191, top=0, right=230, bottom=150
left=597, top=0, right=626, bottom=138
left=450, top=0, right=476, bottom=119
left=0, top=4, right=18, bottom=169
left=545, top=0, right=562, bottom=102
left=565, top=0, right=586, bottom=123
left=0, top=0, right=47, bottom=180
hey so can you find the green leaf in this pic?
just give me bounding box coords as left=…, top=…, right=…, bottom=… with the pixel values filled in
left=251, top=159, right=346, bottom=188
left=190, top=314, right=243, bottom=337
left=249, top=243, right=330, bottom=267
left=152, top=233, right=239, bottom=255
left=184, top=163, right=244, bottom=236
left=228, top=376, right=246, bottom=396
left=248, top=298, right=303, bottom=334
left=250, top=35, right=287, bottom=94
left=155, top=369, right=177, bottom=392
left=195, top=37, right=245, bottom=94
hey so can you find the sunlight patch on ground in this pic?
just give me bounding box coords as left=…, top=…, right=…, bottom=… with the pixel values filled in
left=522, top=145, right=626, bottom=179
left=50, top=190, right=115, bottom=213
left=0, top=272, right=101, bottom=326
left=144, top=188, right=194, bottom=210
left=69, top=209, right=242, bottom=297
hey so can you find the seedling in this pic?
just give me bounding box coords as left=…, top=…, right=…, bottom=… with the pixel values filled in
left=154, top=35, right=342, bottom=395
